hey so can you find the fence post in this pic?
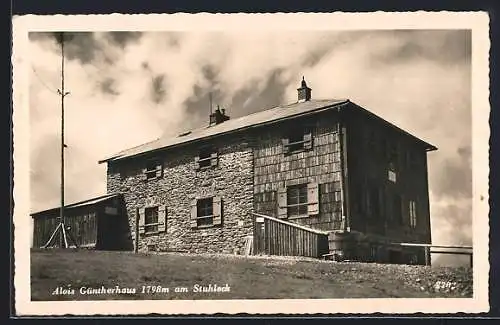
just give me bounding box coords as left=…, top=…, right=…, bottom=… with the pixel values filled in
left=424, top=246, right=431, bottom=266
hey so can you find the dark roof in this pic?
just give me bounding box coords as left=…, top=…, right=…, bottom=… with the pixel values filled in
left=31, top=193, right=121, bottom=217
left=99, top=99, right=436, bottom=163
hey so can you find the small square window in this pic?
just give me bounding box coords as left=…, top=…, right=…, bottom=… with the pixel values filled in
left=287, top=132, right=305, bottom=152
left=145, top=159, right=162, bottom=180
left=388, top=170, right=397, bottom=183
left=196, top=147, right=218, bottom=169
left=199, top=149, right=212, bottom=168
left=283, top=129, right=313, bottom=154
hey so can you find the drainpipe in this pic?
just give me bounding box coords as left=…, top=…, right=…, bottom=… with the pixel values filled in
left=338, top=119, right=351, bottom=233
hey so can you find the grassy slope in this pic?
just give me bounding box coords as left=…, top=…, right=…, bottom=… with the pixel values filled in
left=30, top=249, right=472, bottom=301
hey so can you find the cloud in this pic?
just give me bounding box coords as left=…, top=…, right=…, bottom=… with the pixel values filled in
left=106, top=32, right=142, bottom=48
left=28, top=30, right=472, bottom=252
left=150, top=74, right=168, bottom=104
left=99, top=77, right=120, bottom=96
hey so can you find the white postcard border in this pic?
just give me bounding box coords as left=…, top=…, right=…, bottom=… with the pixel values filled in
left=12, top=12, right=490, bottom=315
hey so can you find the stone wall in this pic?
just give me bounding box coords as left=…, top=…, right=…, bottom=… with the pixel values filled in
left=253, top=111, right=344, bottom=231
left=106, top=135, right=254, bottom=254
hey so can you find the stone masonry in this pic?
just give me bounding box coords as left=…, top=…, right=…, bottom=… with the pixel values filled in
left=106, top=134, right=254, bottom=254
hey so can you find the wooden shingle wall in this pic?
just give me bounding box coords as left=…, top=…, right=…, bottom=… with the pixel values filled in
left=253, top=112, right=344, bottom=231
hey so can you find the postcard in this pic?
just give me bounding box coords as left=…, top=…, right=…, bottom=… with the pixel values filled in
left=12, top=11, right=490, bottom=315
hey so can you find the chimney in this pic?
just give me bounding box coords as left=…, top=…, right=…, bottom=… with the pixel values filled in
left=209, top=105, right=230, bottom=126
left=297, top=76, right=312, bottom=102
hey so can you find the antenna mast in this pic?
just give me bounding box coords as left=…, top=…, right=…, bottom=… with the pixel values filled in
left=43, top=32, right=78, bottom=249
left=60, top=32, right=66, bottom=237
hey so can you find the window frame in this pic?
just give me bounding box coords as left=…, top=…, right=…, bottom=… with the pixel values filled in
left=144, top=206, right=159, bottom=234
left=282, top=128, right=313, bottom=154
left=144, top=158, right=163, bottom=181
left=286, top=184, right=309, bottom=219
left=196, top=197, right=214, bottom=227
left=195, top=147, right=218, bottom=170
left=409, top=200, right=417, bottom=228
left=366, top=185, right=381, bottom=219
left=392, top=194, right=402, bottom=224
left=388, top=166, right=397, bottom=183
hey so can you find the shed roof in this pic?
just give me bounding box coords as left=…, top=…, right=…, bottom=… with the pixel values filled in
left=31, top=193, right=122, bottom=217
left=99, top=98, right=436, bottom=163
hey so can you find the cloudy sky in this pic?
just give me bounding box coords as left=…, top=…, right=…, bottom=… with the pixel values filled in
left=28, top=30, right=472, bottom=248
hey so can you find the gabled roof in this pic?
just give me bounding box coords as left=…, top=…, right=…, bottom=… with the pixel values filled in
left=98, top=98, right=437, bottom=164
left=98, top=99, right=349, bottom=163
left=31, top=193, right=122, bottom=217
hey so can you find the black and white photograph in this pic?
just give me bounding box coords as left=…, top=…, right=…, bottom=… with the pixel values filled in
left=12, top=12, right=490, bottom=315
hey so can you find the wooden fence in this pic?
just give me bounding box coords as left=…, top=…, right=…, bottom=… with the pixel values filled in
left=252, top=213, right=330, bottom=258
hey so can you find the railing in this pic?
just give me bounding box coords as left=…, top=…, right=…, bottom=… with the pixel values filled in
left=252, top=213, right=330, bottom=258
left=391, top=242, right=473, bottom=267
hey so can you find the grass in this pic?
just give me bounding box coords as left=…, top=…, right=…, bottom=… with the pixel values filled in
left=30, top=249, right=473, bottom=301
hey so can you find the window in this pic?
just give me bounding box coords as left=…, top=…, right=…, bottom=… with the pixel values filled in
left=277, top=183, right=319, bottom=219
left=287, top=184, right=308, bottom=218
left=190, top=196, right=223, bottom=228
left=195, top=147, right=218, bottom=169
left=409, top=200, right=417, bottom=228
left=388, top=163, right=397, bottom=183
left=282, top=129, right=313, bottom=154
left=144, top=207, right=159, bottom=233
left=367, top=186, right=380, bottom=218
left=197, top=198, right=214, bottom=227
left=407, top=150, right=421, bottom=171
left=138, top=205, right=166, bottom=235
left=393, top=194, right=402, bottom=223
left=144, top=159, right=163, bottom=180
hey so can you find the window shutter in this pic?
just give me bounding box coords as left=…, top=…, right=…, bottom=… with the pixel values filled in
left=194, top=156, right=200, bottom=170
left=307, top=182, right=319, bottom=215
left=303, top=132, right=313, bottom=150
left=277, top=187, right=287, bottom=219
left=282, top=138, right=290, bottom=154
left=138, top=208, right=146, bottom=234
left=155, top=163, right=163, bottom=178
left=210, top=152, right=218, bottom=167
left=190, top=199, right=198, bottom=228
left=213, top=196, right=222, bottom=226
left=158, top=205, right=166, bottom=232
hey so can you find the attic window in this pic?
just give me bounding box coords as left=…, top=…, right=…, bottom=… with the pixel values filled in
left=388, top=162, right=397, bottom=183
left=144, top=159, right=163, bottom=180
left=195, top=147, right=218, bottom=170
left=282, top=129, right=313, bottom=154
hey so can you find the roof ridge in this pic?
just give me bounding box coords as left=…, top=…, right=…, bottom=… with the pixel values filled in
left=99, top=98, right=349, bottom=163
left=158, top=99, right=347, bottom=141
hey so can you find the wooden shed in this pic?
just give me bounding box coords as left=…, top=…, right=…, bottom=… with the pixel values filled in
left=31, top=193, right=132, bottom=250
